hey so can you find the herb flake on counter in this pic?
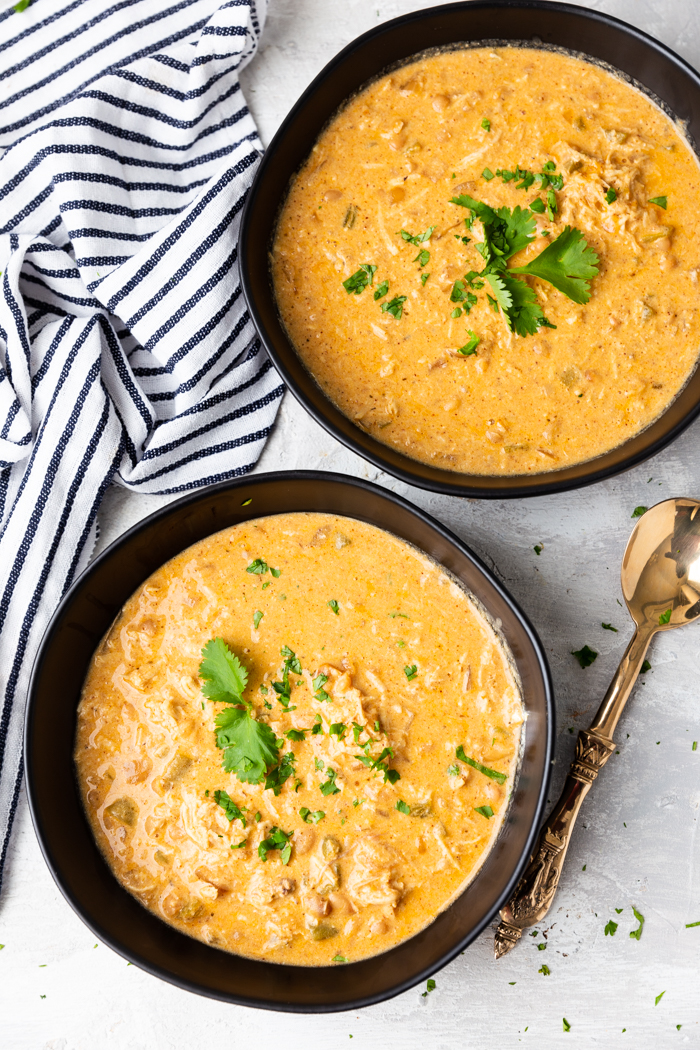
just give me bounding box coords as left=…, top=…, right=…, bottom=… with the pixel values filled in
left=632, top=506, right=648, bottom=518
left=534, top=545, right=542, bottom=555
left=422, top=978, right=437, bottom=997
left=659, top=608, right=672, bottom=625
left=604, top=919, right=618, bottom=936
left=456, top=745, right=507, bottom=784
left=404, top=664, right=418, bottom=681
left=536, top=942, right=547, bottom=951
left=474, top=804, right=494, bottom=819
left=258, top=826, right=292, bottom=864
left=14, top=0, right=31, bottom=10
left=343, top=264, right=377, bottom=295
left=693, top=742, right=698, bottom=751
left=381, top=294, right=407, bottom=319
left=641, top=660, right=651, bottom=674
left=571, top=644, right=598, bottom=669
left=214, top=790, right=246, bottom=825
left=328, top=599, right=340, bottom=615
left=539, top=964, right=551, bottom=975
left=602, top=622, right=617, bottom=632
left=648, top=196, right=667, bottom=209
left=629, top=907, right=645, bottom=940
left=299, top=807, right=325, bottom=824
left=685, top=919, right=700, bottom=927
left=374, top=279, right=389, bottom=300
left=563, top=1018, right=571, bottom=1033
left=396, top=799, right=411, bottom=815
left=655, top=991, right=666, bottom=1006
left=253, top=610, right=263, bottom=629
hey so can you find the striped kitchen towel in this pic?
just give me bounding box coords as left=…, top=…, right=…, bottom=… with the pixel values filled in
left=0, top=0, right=284, bottom=892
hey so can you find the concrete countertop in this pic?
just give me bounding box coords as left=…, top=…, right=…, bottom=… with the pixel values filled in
left=2, top=1, right=700, bottom=1047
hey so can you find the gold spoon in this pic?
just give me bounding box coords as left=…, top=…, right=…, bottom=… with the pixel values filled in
left=495, top=497, right=700, bottom=958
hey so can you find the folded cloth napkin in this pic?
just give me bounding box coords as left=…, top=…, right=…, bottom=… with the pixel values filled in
left=0, top=0, right=283, bottom=892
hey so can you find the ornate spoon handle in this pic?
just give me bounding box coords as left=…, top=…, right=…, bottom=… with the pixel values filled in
left=494, top=623, right=654, bottom=958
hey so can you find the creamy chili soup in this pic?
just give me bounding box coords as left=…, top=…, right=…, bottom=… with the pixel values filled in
left=75, top=513, right=523, bottom=964
left=272, top=47, right=700, bottom=475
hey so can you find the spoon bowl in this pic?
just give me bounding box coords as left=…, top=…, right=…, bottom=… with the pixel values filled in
left=623, top=498, right=700, bottom=629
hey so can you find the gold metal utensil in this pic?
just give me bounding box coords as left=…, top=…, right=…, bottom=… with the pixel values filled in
left=495, top=497, right=700, bottom=958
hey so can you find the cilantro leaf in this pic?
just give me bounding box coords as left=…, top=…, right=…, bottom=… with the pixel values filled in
left=343, top=264, right=377, bottom=295
left=571, top=644, right=598, bottom=668
left=605, top=187, right=617, bottom=204
left=399, top=226, right=435, bottom=246
left=396, top=799, right=411, bottom=815
left=199, top=637, right=248, bottom=703
left=246, top=557, right=268, bottom=575
left=455, top=745, right=507, bottom=784
left=328, top=599, right=340, bottom=615
left=659, top=608, right=672, bottom=625
left=299, top=808, right=325, bottom=824
left=213, top=789, right=246, bottom=825
left=474, top=804, right=494, bottom=818
left=258, top=826, right=292, bottom=864
left=374, top=279, right=389, bottom=300
left=604, top=919, right=618, bottom=936
left=457, top=330, right=480, bottom=356
left=286, top=728, right=306, bottom=742
left=215, top=705, right=280, bottom=784
left=404, top=663, right=418, bottom=681
left=320, top=768, right=341, bottom=796
left=422, top=978, right=436, bottom=997
left=632, top=506, right=648, bottom=518
left=481, top=118, right=491, bottom=132
left=601, top=622, right=618, bottom=632
left=511, top=226, right=600, bottom=304
left=253, top=609, right=263, bottom=629
left=539, top=964, right=551, bottom=975
left=414, top=248, right=430, bottom=267
left=489, top=273, right=552, bottom=337
left=381, top=295, right=407, bottom=319
left=648, top=196, right=667, bottom=209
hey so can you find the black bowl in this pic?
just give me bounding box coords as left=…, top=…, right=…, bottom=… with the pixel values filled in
left=240, top=0, right=700, bottom=499
left=26, top=471, right=553, bottom=1011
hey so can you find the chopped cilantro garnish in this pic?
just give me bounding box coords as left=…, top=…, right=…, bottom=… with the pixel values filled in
left=404, top=664, right=418, bottom=681
left=456, top=746, right=507, bottom=783
left=381, top=295, right=407, bottom=319
left=604, top=919, right=618, bottom=936
left=602, top=622, right=617, bottom=632
left=396, top=799, right=411, bottom=815
left=632, top=506, right=647, bottom=518
left=630, top=906, right=645, bottom=940
left=272, top=646, right=302, bottom=711
left=312, top=714, right=323, bottom=735
left=457, top=330, right=480, bottom=356
left=481, top=118, right=491, bottom=131
left=414, top=248, right=430, bottom=267
left=534, top=545, right=542, bottom=555
left=605, top=187, right=617, bottom=204
left=399, top=226, right=435, bottom=246
left=446, top=763, right=460, bottom=776
left=536, top=942, right=547, bottom=951
left=329, top=722, right=347, bottom=740
left=482, top=168, right=495, bottom=180
left=421, top=273, right=430, bottom=286
left=231, top=839, right=247, bottom=849
left=320, top=768, right=341, bottom=796
left=314, top=757, right=325, bottom=771
left=563, top=1018, right=571, bottom=1033
left=258, top=826, right=292, bottom=864
left=474, top=804, right=494, bottom=818
left=389, top=611, right=409, bottom=619
left=659, top=608, right=672, bottom=625
left=648, top=196, right=667, bottom=209
left=421, top=978, right=436, bottom=997
left=241, top=498, right=252, bottom=506
left=264, top=750, right=297, bottom=795
left=270, top=566, right=282, bottom=578
left=246, top=557, right=268, bottom=575
left=343, top=264, right=377, bottom=295
left=655, top=991, right=665, bottom=1006
left=253, top=610, right=263, bottom=629
left=299, top=807, right=325, bottom=824
left=451, top=307, right=463, bottom=318
left=529, top=197, right=545, bottom=214
left=332, top=954, right=349, bottom=963
left=486, top=293, right=499, bottom=313
left=328, top=599, right=340, bottom=615
left=351, top=722, right=364, bottom=743
left=214, top=790, right=246, bottom=825
left=286, top=729, right=306, bottom=742
left=374, top=279, right=389, bottom=300
left=571, top=645, right=597, bottom=669
left=450, top=281, right=477, bottom=312
left=313, top=671, right=330, bottom=702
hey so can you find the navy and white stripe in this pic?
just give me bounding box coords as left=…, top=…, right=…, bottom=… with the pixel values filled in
left=0, top=0, right=284, bottom=892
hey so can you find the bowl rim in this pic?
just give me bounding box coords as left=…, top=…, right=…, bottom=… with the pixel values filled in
left=240, top=0, right=700, bottom=499
left=25, top=469, right=554, bottom=1011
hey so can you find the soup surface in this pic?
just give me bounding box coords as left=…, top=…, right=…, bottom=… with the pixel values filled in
left=75, top=513, right=523, bottom=965
left=272, top=47, right=700, bottom=475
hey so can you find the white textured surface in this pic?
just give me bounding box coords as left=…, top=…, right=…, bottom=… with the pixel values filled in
left=2, top=1, right=700, bottom=1046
